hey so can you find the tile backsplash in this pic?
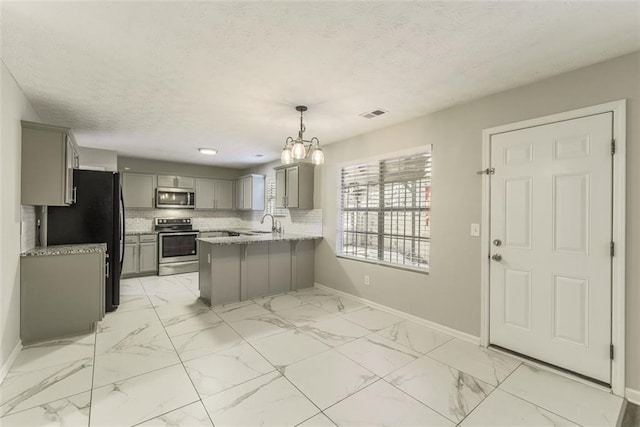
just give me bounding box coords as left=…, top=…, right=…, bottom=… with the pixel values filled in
left=125, top=208, right=322, bottom=235
left=241, top=209, right=323, bottom=235
left=125, top=209, right=244, bottom=233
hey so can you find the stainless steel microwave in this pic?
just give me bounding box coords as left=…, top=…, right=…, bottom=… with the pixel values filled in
left=155, top=188, right=195, bottom=209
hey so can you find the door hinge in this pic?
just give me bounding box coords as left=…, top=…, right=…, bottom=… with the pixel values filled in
left=611, top=139, right=616, bottom=155
left=610, top=241, right=615, bottom=257
left=610, top=344, right=614, bottom=360
left=476, top=168, right=495, bottom=175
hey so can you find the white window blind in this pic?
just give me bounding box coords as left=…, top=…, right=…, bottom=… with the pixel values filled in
left=338, top=149, right=431, bottom=271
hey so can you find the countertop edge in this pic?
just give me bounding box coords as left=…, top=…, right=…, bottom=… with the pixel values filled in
left=198, top=234, right=322, bottom=245
left=21, top=243, right=108, bottom=257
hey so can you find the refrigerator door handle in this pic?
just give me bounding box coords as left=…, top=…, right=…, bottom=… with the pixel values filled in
left=119, top=186, right=125, bottom=270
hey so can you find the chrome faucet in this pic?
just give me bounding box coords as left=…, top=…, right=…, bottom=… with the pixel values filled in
left=261, top=214, right=277, bottom=232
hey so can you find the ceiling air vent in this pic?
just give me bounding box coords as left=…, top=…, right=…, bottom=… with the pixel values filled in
left=360, top=108, right=388, bottom=119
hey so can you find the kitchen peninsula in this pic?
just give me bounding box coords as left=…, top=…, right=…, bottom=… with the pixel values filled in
left=198, top=232, right=321, bottom=306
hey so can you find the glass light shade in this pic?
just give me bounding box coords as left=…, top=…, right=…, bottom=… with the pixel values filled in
left=281, top=147, right=293, bottom=164
left=311, top=147, right=324, bottom=165
left=292, top=141, right=306, bottom=160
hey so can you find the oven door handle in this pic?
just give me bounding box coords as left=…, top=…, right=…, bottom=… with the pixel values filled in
left=159, top=232, right=199, bottom=237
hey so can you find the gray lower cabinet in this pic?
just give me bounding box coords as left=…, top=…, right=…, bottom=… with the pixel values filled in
left=122, top=173, right=156, bottom=209
left=122, top=234, right=157, bottom=277
left=139, top=237, right=158, bottom=274
left=268, top=241, right=292, bottom=294
left=200, top=243, right=241, bottom=306
left=21, top=250, right=105, bottom=344
left=292, top=240, right=315, bottom=290
left=242, top=243, right=269, bottom=299
left=200, top=239, right=317, bottom=305
left=122, top=236, right=139, bottom=276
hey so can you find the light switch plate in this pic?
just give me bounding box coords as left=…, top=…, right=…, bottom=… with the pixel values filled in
left=470, top=223, right=480, bottom=237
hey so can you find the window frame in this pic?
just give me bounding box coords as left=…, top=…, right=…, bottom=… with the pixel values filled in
left=336, top=146, right=432, bottom=274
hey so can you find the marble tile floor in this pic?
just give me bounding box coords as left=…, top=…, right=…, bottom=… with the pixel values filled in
left=0, top=272, right=625, bottom=427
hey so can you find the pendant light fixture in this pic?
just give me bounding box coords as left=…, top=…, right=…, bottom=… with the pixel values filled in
left=280, top=105, right=324, bottom=165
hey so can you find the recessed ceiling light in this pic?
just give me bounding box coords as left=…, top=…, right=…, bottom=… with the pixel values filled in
left=199, top=148, right=218, bottom=155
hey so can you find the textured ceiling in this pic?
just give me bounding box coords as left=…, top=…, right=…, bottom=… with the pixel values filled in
left=2, top=1, right=639, bottom=168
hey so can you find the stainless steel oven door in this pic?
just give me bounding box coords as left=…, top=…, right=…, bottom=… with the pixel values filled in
left=158, top=232, right=198, bottom=263
left=156, top=188, right=195, bottom=209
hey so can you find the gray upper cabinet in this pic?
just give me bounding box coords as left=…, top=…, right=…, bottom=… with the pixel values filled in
left=21, top=121, right=79, bottom=206
left=195, top=178, right=234, bottom=210
left=236, top=174, right=265, bottom=211
left=157, top=175, right=194, bottom=189
left=275, top=169, right=286, bottom=209
left=274, top=163, right=314, bottom=209
left=215, top=180, right=234, bottom=209
left=195, top=178, right=215, bottom=209
left=122, top=173, right=156, bottom=209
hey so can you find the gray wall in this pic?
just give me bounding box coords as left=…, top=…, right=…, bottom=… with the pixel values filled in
left=118, top=156, right=243, bottom=180
left=314, top=52, right=640, bottom=389
left=1, top=60, right=41, bottom=373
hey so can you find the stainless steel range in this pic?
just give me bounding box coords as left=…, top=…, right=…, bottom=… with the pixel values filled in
left=155, top=218, right=199, bottom=276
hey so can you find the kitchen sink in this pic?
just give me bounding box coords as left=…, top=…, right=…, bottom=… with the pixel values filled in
left=239, top=230, right=274, bottom=236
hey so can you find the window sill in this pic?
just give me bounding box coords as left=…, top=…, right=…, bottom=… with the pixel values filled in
left=336, top=254, right=429, bottom=275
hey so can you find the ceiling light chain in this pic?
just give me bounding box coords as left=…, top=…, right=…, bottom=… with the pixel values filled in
left=281, top=105, right=324, bottom=165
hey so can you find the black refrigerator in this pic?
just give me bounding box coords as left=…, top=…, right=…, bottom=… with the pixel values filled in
left=47, top=169, right=124, bottom=312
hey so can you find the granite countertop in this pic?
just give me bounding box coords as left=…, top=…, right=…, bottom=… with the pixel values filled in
left=125, top=228, right=254, bottom=236
left=198, top=233, right=322, bottom=246
left=21, top=243, right=107, bottom=257
left=125, top=230, right=158, bottom=236
left=126, top=228, right=297, bottom=236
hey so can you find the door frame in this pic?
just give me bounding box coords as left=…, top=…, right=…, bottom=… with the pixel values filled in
left=479, top=100, right=627, bottom=395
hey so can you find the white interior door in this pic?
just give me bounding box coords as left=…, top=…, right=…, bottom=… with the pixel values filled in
left=489, top=112, right=613, bottom=383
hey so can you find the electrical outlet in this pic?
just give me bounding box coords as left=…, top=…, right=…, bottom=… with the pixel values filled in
left=364, top=275, right=370, bottom=286
left=470, top=223, right=480, bottom=237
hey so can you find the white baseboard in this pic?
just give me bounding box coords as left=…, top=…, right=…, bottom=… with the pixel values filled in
left=314, top=283, right=481, bottom=345
left=626, top=387, right=640, bottom=405
left=0, top=340, right=22, bottom=383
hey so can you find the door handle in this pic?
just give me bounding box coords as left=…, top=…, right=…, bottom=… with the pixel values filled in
left=491, top=254, right=502, bottom=262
